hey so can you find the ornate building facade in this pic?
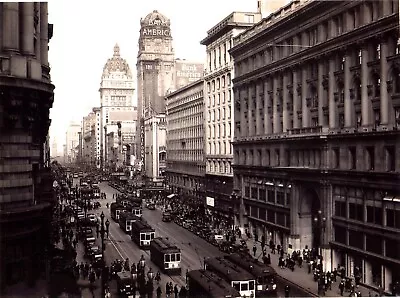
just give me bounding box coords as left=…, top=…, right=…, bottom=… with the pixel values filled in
left=0, top=2, right=55, bottom=292
left=230, top=0, right=399, bottom=293
left=99, top=44, right=135, bottom=170
left=65, top=122, right=80, bottom=163
left=165, top=80, right=205, bottom=202
left=136, top=10, right=174, bottom=180
left=201, top=11, right=262, bottom=225
left=82, top=109, right=97, bottom=168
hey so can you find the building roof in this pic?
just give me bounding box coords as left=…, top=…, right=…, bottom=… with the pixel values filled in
left=102, top=44, right=132, bottom=76
left=141, top=10, right=170, bottom=27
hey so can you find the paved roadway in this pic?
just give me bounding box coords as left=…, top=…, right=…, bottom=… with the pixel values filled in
left=77, top=180, right=309, bottom=297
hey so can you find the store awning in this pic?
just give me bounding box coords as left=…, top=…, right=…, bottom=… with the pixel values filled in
left=167, top=194, right=177, bottom=199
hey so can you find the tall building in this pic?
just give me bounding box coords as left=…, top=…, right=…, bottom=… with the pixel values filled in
left=200, top=9, right=262, bottom=227
left=136, top=10, right=175, bottom=180
left=230, top=0, right=400, bottom=293
left=165, top=80, right=205, bottom=202
left=51, top=137, right=58, bottom=157
left=65, top=122, right=81, bottom=163
left=82, top=110, right=97, bottom=167
left=0, top=2, right=55, bottom=292
left=99, top=44, right=135, bottom=170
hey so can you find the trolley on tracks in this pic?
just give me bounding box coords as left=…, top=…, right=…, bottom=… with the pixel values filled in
left=187, top=269, right=241, bottom=298
left=130, top=219, right=155, bottom=250
left=204, top=256, right=256, bottom=298
left=118, top=212, right=140, bottom=233
left=150, top=237, right=181, bottom=275
left=128, top=205, right=142, bottom=218
left=224, top=253, right=277, bottom=295
left=110, top=202, right=125, bottom=222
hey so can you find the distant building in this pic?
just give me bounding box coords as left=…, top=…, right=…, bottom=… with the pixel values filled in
left=165, top=80, right=205, bottom=202
left=99, top=44, right=135, bottom=170
left=82, top=110, right=97, bottom=167
left=230, top=0, right=400, bottom=292
left=0, top=2, right=55, bottom=293
left=200, top=8, right=262, bottom=227
left=65, top=122, right=81, bottom=163
left=136, top=10, right=174, bottom=180
left=51, top=138, right=58, bottom=157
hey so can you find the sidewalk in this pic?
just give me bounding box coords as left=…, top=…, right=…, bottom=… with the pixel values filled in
left=242, top=237, right=381, bottom=297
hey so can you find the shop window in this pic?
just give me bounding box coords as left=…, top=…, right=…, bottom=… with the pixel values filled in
left=370, top=259, right=382, bottom=287
left=335, top=201, right=347, bottom=217
left=366, top=206, right=382, bottom=225
left=277, top=192, right=285, bottom=205
left=276, top=212, right=285, bottom=226
left=348, top=230, right=364, bottom=249
left=366, top=234, right=382, bottom=254
left=251, top=187, right=258, bottom=200
left=349, top=203, right=364, bottom=221
left=258, top=208, right=266, bottom=221
left=334, top=225, right=347, bottom=244
left=349, top=147, right=357, bottom=169
left=332, top=148, right=340, bottom=168
left=250, top=206, right=258, bottom=218
left=267, top=209, right=275, bottom=223
left=385, top=146, right=396, bottom=172
left=245, top=186, right=250, bottom=198
left=385, top=238, right=400, bottom=260
left=267, top=190, right=275, bottom=203
left=259, top=189, right=266, bottom=202
left=365, top=146, right=375, bottom=170
left=386, top=209, right=400, bottom=229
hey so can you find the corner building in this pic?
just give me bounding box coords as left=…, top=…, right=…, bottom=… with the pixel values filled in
left=0, top=2, right=55, bottom=292
left=201, top=11, right=262, bottom=225
left=230, top=0, right=400, bottom=293
left=136, top=10, right=174, bottom=180
left=165, top=80, right=205, bottom=202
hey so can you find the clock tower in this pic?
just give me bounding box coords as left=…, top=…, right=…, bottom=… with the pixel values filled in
left=136, top=10, right=174, bottom=180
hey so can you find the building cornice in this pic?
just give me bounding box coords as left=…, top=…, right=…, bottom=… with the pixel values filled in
left=204, top=64, right=233, bottom=81
left=232, top=15, right=396, bottom=86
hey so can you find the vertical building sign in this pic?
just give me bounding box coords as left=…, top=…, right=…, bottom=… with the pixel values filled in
left=140, top=118, right=145, bottom=172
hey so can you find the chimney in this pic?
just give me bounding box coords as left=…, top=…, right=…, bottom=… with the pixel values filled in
left=257, top=0, right=290, bottom=18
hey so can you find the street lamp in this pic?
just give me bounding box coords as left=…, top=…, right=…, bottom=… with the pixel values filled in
left=137, top=255, right=146, bottom=296
left=313, top=210, right=326, bottom=270
left=230, top=192, right=238, bottom=233
left=97, top=211, right=110, bottom=298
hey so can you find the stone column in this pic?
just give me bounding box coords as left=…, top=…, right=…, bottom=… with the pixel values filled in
left=329, top=58, right=337, bottom=128
left=21, top=3, right=35, bottom=56
left=361, top=45, right=371, bottom=126
left=344, top=51, right=354, bottom=127
left=380, top=39, right=390, bottom=126
left=321, top=182, right=333, bottom=272
left=255, top=81, right=262, bottom=135
left=301, top=67, right=309, bottom=127
left=293, top=68, right=300, bottom=128
left=264, top=80, right=271, bottom=134
left=282, top=73, right=289, bottom=132
left=318, top=61, right=324, bottom=126
left=248, top=83, right=255, bottom=136
left=3, top=2, right=20, bottom=52
left=273, top=77, right=279, bottom=133
left=289, top=184, right=301, bottom=250
left=40, top=2, right=49, bottom=65
left=240, top=87, right=247, bottom=138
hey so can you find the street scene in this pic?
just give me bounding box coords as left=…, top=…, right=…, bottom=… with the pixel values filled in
left=0, top=0, right=400, bottom=298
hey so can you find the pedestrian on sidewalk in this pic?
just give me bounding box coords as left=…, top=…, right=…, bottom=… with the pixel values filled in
left=339, top=279, right=345, bottom=296
left=156, top=286, right=162, bottom=298
left=253, top=244, right=257, bottom=257
left=174, top=284, right=179, bottom=298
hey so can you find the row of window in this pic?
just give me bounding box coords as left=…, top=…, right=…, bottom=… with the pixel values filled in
left=207, top=40, right=233, bottom=72
left=246, top=204, right=290, bottom=228
left=235, top=1, right=396, bottom=77
left=166, top=92, right=203, bottom=111
left=334, top=226, right=400, bottom=260
left=208, top=105, right=232, bottom=123
left=207, top=140, right=232, bottom=156
left=208, top=122, right=232, bottom=139
left=206, top=160, right=232, bottom=175
left=234, top=145, right=397, bottom=172
left=244, top=186, right=290, bottom=207
left=334, top=201, right=400, bottom=229
left=206, top=73, right=232, bottom=93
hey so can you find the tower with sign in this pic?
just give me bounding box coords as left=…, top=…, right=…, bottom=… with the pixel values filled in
left=137, top=10, right=174, bottom=181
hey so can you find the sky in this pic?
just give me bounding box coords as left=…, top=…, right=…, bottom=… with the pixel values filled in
left=48, top=0, right=259, bottom=152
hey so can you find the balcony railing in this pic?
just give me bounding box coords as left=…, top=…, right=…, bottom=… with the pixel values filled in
left=288, top=125, right=323, bottom=135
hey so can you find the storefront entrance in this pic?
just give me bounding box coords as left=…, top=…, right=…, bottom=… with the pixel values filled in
left=298, top=188, right=321, bottom=250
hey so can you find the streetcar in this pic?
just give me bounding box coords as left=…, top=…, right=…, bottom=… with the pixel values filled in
left=150, top=237, right=181, bottom=274
left=130, top=219, right=155, bottom=250
left=116, top=271, right=134, bottom=296
left=204, top=256, right=256, bottom=298
left=128, top=205, right=142, bottom=218
left=92, top=185, right=101, bottom=198
left=118, top=212, right=140, bottom=233
left=110, top=202, right=125, bottom=222
left=187, top=269, right=241, bottom=298
left=224, top=253, right=277, bottom=295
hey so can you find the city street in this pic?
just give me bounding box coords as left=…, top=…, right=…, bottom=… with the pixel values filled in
left=79, top=181, right=314, bottom=297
